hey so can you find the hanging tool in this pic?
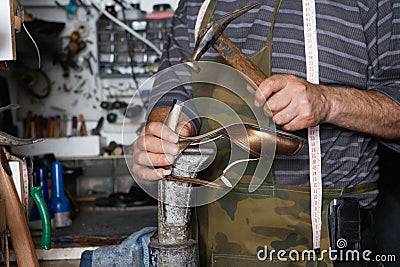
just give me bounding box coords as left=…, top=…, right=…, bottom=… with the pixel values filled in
left=79, top=114, right=87, bottom=136
left=91, top=117, right=104, bottom=136
left=53, top=116, right=61, bottom=138
left=61, top=114, right=68, bottom=137
left=84, top=56, right=93, bottom=75
left=55, top=0, right=77, bottom=18
left=100, top=100, right=128, bottom=111
left=71, top=116, right=78, bottom=136
left=56, top=31, right=87, bottom=77
left=106, top=113, right=117, bottom=123
left=46, top=116, right=52, bottom=138
left=20, top=68, right=52, bottom=99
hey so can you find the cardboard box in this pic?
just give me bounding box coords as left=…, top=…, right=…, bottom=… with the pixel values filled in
left=11, top=136, right=106, bottom=158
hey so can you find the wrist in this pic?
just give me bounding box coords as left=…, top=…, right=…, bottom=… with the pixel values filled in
left=320, top=85, right=340, bottom=124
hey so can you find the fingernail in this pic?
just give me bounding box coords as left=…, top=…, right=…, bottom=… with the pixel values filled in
left=171, top=145, right=179, bottom=155
left=254, top=100, right=260, bottom=107
left=264, top=102, right=272, bottom=115
left=157, top=169, right=165, bottom=178
left=167, top=133, right=179, bottom=143
left=163, top=169, right=171, bottom=176
left=165, top=154, right=175, bottom=164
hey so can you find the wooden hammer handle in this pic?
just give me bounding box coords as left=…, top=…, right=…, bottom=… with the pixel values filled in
left=0, top=148, right=39, bottom=267
left=213, top=34, right=267, bottom=87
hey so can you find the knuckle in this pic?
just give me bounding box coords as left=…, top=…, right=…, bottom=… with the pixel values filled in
left=297, top=84, right=307, bottom=94
left=299, top=98, right=310, bottom=108
left=303, top=110, right=315, bottom=122
left=133, top=153, right=142, bottom=165
left=273, top=115, right=282, bottom=125
left=135, top=152, right=148, bottom=165
left=263, top=107, right=272, bottom=117
left=132, top=164, right=140, bottom=175
left=284, top=74, right=296, bottom=81
left=145, top=123, right=152, bottom=133
left=283, top=124, right=292, bottom=131
left=133, top=139, right=138, bottom=150
left=147, top=122, right=160, bottom=134
left=136, top=136, right=147, bottom=150
left=266, top=76, right=278, bottom=88
left=139, top=126, right=146, bottom=136
left=266, top=100, right=274, bottom=111
left=263, top=105, right=273, bottom=117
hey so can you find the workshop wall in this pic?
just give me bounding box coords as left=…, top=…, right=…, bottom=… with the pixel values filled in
left=1, top=0, right=174, bottom=146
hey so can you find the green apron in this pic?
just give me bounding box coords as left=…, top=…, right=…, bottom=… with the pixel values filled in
left=192, top=1, right=376, bottom=266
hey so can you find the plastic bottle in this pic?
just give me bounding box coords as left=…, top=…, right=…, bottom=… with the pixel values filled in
left=50, top=162, right=72, bottom=227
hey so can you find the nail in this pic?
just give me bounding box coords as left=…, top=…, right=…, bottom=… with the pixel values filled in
left=157, top=169, right=165, bottom=178
left=166, top=132, right=179, bottom=143
left=170, top=144, right=179, bottom=155
left=264, top=102, right=273, bottom=116
left=163, top=169, right=172, bottom=176
left=165, top=154, right=175, bottom=164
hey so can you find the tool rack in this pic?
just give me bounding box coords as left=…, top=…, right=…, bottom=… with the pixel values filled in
left=96, top=15, right=172, bottom=78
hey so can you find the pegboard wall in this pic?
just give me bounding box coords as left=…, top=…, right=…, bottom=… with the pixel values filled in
left=4, top=0, right=174, bottom=145
left=15, top=4, right=145, bottom=121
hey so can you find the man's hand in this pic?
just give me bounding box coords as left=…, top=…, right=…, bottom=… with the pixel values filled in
left=254, top=74, right=331, bottom=131
left=252, top=74, right=400, bottom=139
left=132, top=108, right=193, bottom=181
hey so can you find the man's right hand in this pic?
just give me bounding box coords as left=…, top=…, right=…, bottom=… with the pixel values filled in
left=132, top=108, right=193, bottom=181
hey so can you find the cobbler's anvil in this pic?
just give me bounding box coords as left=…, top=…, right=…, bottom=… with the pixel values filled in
left=148, top=102, right=215, bottom=266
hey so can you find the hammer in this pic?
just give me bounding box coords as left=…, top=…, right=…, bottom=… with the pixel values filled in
left=184, top=3, right=268, bottom=87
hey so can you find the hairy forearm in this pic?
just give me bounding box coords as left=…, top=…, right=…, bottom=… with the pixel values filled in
left=325, top=87, right=400, bottom=139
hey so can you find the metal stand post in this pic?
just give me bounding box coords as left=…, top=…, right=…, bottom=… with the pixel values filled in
left=148, top=101, right=214, bottom=266
left=148, top=146, right=214, bottom=267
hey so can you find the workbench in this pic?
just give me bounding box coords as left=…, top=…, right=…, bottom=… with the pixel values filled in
left=9, top=204, right=157, bottom=266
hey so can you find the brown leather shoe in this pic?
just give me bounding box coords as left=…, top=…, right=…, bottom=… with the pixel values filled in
left=178, top=123, right=305, bottom=157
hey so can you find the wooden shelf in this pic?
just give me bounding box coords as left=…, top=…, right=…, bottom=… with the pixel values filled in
left=58, top=155, right=132, bottom=161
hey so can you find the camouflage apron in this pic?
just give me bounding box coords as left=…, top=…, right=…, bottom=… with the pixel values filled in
left=192, top=1, right=375, bottom=266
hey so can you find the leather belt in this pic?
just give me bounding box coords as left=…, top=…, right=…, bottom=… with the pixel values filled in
left=178, top=123, right=305, bottom=157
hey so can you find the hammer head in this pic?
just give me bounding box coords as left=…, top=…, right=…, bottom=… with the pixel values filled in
left=189, top=3, right=259, bottom=61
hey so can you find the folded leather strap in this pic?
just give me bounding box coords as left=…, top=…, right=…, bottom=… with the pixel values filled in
left=179, top=123, right=305, bottom=157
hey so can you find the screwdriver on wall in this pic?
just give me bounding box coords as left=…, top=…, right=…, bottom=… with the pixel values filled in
left=71, top=116, right=78, bottom=136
